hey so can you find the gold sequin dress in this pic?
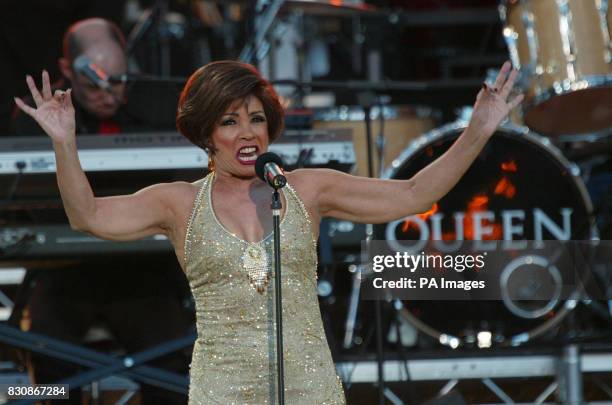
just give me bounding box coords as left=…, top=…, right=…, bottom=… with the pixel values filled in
left=183, top=172, right=346, bottom=404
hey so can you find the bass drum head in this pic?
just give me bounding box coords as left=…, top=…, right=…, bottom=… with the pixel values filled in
left=374, top=122, right=595, bottom=347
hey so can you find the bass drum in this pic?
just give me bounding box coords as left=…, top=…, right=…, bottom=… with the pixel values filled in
left=374, top=122, right=596, bottom=347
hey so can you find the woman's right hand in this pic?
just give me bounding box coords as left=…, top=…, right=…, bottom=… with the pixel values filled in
left=14, top=70, right=76, bottom=143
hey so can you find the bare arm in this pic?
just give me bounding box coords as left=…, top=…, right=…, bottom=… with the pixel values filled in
left=311, top=127, right=489, bottom=223
left=310, top=62, right=524, bottom=224
left=14, top=71, right=178, bottom=241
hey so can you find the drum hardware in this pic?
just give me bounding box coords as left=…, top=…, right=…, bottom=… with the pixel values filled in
left=557, top=128, right=612, bottom=144
left=317, top=219, right=335, bottom=299
left=557, top=345, right=584, bottom=405
left=125, top=0, right=186, bottom=77
left=240, top=0, right=285, bottom=64
left=360, top=91, right=388, bottom=405
left=329, top=90, right=395, bottom=404
left=387, top=303, right=418, bottom=348
left=82, top=375, right=141, bottom=405
left=563, top=140, right=612, bottom=165
left=259, top=1, right=377, bottom=104
left=580, top=296, right=612, bottom=323
left=600, top=0, right=612, bottom=63
left=258, top=12, right=305, bottom=101
left=343, top=93, right=385, bottom=349
left=329, top=92, right=439, bottom=402
left=338, top=93, right=380, bottom=353
left=249, top=1, right=335, bottom=104
left=343, top=263, right=364, bottom=349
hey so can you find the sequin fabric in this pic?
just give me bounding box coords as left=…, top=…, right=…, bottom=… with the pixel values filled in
left=183, top=172, right=346, bottom=404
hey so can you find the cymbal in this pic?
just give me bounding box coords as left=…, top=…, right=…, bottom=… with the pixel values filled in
left=282, top=0, right=377, bottom=16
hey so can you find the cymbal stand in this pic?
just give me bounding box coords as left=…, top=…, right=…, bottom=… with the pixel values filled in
left=239, top=0, right=285, bottom=64
left=349, top=92, right=389, bottom=405
left=125, top=0, right=172, bottom=76
left=343, top=262, right=363, bottom=349
left=342, top=92, right=378, bottom=350
left=376, top=97, right=392, bottom=177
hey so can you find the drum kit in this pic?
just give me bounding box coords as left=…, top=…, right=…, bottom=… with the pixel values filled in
left=304, top=0, right=612, bottom=350
left=500, top=0, right=612, bottom=136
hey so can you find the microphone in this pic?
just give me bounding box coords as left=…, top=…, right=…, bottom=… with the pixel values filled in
left=73, top=55, right=112, bottom=91
left=255, top=152, right=287, bottom=189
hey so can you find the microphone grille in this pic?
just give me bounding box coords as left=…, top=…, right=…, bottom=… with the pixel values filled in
left=255, top=152, right=283, bottom=181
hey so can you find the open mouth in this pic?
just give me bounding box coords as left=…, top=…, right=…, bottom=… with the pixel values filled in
left=236, top=146, right=259, bottom=165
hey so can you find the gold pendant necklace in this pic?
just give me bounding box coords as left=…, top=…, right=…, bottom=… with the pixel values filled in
left=241, top=244, right=270, bottom=294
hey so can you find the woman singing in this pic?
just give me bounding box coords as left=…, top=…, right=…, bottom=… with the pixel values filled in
left=15, top=60, right=522, bottom=404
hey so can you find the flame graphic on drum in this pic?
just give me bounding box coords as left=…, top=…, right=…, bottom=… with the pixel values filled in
left=461, top=160, right=519, bottom=240
left=400, top=159, right=522, bottom=241
left=401, top=203, right=438, bottom=233
left=464, top=194, right=502, bottom=240
left=494, top=177, right=516, bottom=199
left=495, top=160, right=518, bottom=199
left=501, top=160, right=517, bottom=172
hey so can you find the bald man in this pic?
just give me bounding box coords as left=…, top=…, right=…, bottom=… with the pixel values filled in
left=11, top=18, right=143, bottom=135
left=60, top=18, right=128, bottom=121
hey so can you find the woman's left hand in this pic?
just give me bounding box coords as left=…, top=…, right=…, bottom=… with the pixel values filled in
left=468, top=61, right=524, bottom=138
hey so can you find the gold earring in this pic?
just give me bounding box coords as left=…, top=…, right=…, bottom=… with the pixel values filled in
left=208, top=154, right=215, bottom=172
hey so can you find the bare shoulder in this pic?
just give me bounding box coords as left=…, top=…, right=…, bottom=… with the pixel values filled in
left=155, top=179, right=206, bottom=262
left=157, top=179, right=204, bottom=218
left=141, top=180, right=198, bottom=206
left=131, top=180, right=203, bottom=231
left=286, top=168, right=347, bottom=193
left=285, top=168, right=341, bottom=222
left=285, top=168, right=320, bottom=201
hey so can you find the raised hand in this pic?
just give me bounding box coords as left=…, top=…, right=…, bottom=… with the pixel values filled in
left=14, top=70, right=76, bottom=143
left=468, top=61, right=524, bottom=138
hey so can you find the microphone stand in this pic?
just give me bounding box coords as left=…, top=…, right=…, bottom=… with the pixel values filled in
left=271, top=188, right=285, bottom=405
left=360, top=92, right=386, bottom=405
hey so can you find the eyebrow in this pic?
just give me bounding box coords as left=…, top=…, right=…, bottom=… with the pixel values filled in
left=221, top=110, right=265, bottom=117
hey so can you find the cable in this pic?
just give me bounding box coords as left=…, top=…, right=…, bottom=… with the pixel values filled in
left=0, top=161, right=38, bottom=259
left=4, top=161, right=26, bottom=203
left=0, top=161, right=26, bottom=226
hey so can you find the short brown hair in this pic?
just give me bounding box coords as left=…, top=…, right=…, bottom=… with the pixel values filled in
left=176, top=60, right=284, bottom=152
